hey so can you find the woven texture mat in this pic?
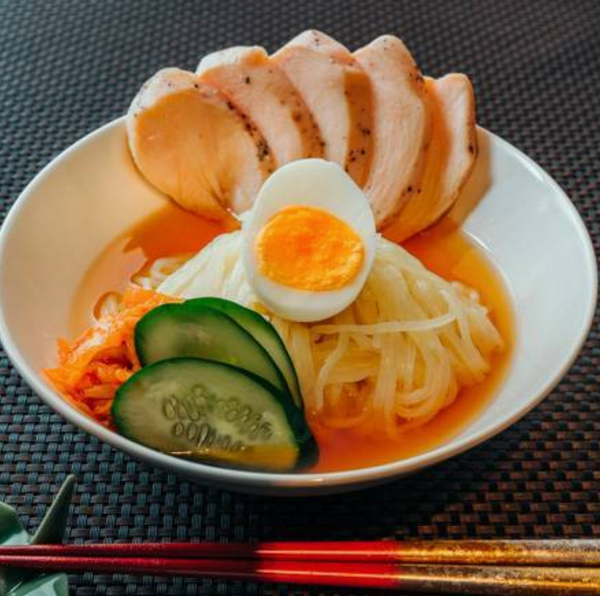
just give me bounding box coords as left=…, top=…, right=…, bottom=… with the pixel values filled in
left=0, top=0, right=599, bottom=593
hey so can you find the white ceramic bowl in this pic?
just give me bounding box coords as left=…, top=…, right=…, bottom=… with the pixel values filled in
left=0, top=119, right=596, bottom=495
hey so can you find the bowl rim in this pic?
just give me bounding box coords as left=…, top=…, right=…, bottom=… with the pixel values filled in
left=0, top=117, right=597, bottom=491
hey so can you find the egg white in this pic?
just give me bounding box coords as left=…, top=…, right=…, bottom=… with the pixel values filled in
left=242, top=159, right=376, bottom=322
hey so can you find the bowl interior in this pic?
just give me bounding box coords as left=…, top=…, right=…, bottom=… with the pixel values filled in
left=0, top=119, right=595, bottom=494
left=452, top=131, right=597, bottom=441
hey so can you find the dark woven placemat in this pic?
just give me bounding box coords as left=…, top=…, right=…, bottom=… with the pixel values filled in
left=0, top=0, right=599, bottom=593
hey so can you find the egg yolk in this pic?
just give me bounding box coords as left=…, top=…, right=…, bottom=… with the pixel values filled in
left=255, top=206, right=364, bottom=291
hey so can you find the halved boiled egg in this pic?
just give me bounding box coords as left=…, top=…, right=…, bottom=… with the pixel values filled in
left=242, top=159, right=376, bottom=322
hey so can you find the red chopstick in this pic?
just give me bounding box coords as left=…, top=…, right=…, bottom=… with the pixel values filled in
left=2, top=540, right=600, bottom=566
left=1, top=554, right=600, bottom=593
left=0, top=556, right=397, bottom=589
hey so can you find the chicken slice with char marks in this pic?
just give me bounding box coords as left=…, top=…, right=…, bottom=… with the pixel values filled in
left=197, top=46, right=323, bottom=168
left=127, top=68, right=274, bottom=219
left=354, top=35, right=431, bottom=228
left=383, top=74, right=477, bottom=242
left=272, top=30, right=373, bottom=186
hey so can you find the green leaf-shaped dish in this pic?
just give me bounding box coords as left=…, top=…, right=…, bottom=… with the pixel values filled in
left=0, top=477, right=73, bottom=596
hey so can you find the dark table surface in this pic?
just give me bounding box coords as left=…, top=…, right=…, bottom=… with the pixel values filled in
left=0, top=0, right=599, bottom=594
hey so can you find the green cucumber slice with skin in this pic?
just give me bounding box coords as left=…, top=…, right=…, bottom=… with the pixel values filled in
left=112, top=358, right=317, bottom=471
left=185, top=297, right=303, bottom=409
left=135, top=302, right=288, bottom=397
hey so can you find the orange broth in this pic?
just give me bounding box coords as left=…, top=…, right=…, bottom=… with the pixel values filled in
left=71, top=203, right=514, bottom=472
left=70, top=204, right=233, bottom=333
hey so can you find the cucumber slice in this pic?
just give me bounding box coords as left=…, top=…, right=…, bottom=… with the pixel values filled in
left=185, top=298, right=303, bottom=408
left=135, top=302, right=288, bottom=396
left=112, top=358, right=317, bottom=471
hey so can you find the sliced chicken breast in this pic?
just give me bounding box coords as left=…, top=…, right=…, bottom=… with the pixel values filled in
left=127, top=68, right=274, bottom=219
left=354, top=35, right=431, bottom=228
left=383, top=74, right=477, bottom=242
left=272, top=30, right=373, bottom=186
left=197, top=46, right=323, bottom=167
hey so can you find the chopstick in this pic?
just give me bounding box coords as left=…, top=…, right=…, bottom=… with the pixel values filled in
left=1, top=555, right=600, bottom=594
left=2, top=541, right=600, bottom=594
left=1, top=540, right=600, bottom=566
